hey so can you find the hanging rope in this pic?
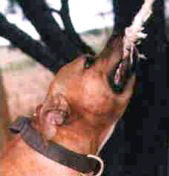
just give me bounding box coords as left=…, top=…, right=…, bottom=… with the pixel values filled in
left=123, top=0, right=156, bottom=58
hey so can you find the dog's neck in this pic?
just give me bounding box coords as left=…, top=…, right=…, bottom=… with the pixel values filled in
left=3, top=136, right=90, bottom=176
left=1, top=110, right=120, bottom=176
left=45, top=114, right=118, bottom=156
left=1, top=117, right=117, bottom=176
left=51, top=120, right=99, bottom=155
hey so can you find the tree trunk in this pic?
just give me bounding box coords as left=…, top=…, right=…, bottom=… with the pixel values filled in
left=101, top=0, right=168, bottom=175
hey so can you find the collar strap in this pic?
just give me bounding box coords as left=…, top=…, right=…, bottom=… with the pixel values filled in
left=9, top=117, right=99, bottom=174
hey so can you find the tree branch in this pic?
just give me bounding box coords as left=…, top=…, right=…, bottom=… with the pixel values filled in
left=50, top=8, right=60, bottom=15
left=15, top=0, right=81, bottom=61
left=0, top=13, right=63, bottom=73
left=50, top=0, right=95, bottom=55
left=59, top=0, right=95, bottom=55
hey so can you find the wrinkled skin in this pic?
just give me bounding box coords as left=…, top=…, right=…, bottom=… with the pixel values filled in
left=0, top=36, right=137, bottom=176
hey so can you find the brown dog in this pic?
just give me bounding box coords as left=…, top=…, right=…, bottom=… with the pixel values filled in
left=0, top=35, right=137, bottom=176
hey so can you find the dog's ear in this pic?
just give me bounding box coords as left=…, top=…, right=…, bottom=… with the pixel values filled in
left=35, top=94, right=70, bottom=139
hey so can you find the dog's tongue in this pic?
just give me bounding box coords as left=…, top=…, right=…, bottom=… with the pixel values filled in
left=108, top=46, right=138, bottom=93
left=114, top=60, right=126, bottom=85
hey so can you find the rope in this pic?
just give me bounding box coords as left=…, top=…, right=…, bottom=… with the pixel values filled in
left=123, top=0, right=156, bottom=58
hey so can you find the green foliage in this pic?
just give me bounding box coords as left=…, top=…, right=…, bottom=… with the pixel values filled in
left=81, top=27, right=112, bottom=37
left=82, top=29, right=103, bottom=36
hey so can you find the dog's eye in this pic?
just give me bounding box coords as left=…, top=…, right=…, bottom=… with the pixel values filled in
left=84, top=55, right=95, bottom=69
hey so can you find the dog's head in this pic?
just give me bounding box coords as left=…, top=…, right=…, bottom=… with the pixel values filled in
left=34, top=35, right=137, bottom=141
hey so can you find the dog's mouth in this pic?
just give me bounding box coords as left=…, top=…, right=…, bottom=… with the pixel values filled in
left=108, top=47, right=138, bottom=93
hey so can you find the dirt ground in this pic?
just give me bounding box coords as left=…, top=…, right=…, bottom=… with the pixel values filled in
left=0, top=47, right=54, bottom=121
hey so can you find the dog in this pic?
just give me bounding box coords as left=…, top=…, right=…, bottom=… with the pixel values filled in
left=0, top=35, right=137, bottom=176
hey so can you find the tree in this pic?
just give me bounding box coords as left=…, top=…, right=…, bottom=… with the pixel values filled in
left=100, top=0, right=169, bottom=175
left=0, top=0, right=95, bottom=73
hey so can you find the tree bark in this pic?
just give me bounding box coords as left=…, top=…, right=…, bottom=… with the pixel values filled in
left=101, top=0, right=168, bottom=176
left=112, top=0, right=143, bottom=34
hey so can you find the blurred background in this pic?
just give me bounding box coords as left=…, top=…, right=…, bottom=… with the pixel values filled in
left=0, top=0, right=169, bottom=175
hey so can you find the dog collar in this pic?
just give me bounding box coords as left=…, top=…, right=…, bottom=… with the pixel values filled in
left=9, top=117, right=100, bottom=174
